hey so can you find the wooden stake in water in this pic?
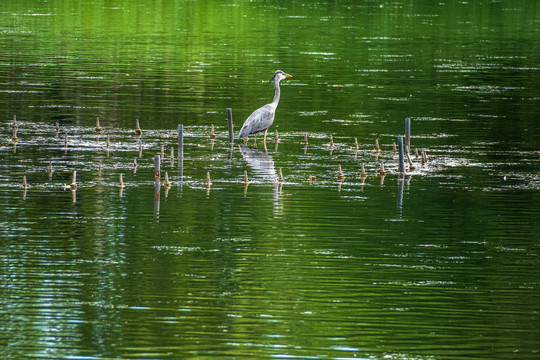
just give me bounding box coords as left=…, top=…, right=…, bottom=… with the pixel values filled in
left=11, top=115, right=18, bottom=130
left=95, top=117, right=102, bottom=133
left=393, top=142, right=397, bottom=155
left=406, top=151, right=416, bottom=171
left=154, top=155, right=161, bottom=180
left=397, top=136, right=405, bottom=173
left=227, top=108, right=233, bottom=143
left=337, top=164, right=345, bottom=181
left=243, top=170, right=250, bottom=185
left=304, top=133, right=309, bottom=146
left=154, top=178, right=161, bottom=209
left=177, top=124, right=184, bottom=157
left=135, top=119, right=142, bottom=136
left=23, top=175, right=27, bottom=190
left=278, top=168, right=285, bottom=183
left=138, top=141, right=143, bottom=157
left=160, top=144, right=165, bottom=160
left=178, top=124, right=184, bottom=185
left=405, top=117, right=411, bottom=152
left=170, top=147, right=174, bottom=162
left=210, top=124, right=216, bottom=139
left=274, top=130, right=279, bottom=144
left=354, top=137, right=359, bottom=150
left=361, top=163, right=367, bottom=177
left=55, top=122, right=60, bottom=135
left=64, top=133, right=68, bottom=148
left=330, top=135, right=334, bottom=147
left=206, top=172, right=211, bottom=187
left=133, top=158, right=138, bottom=173
left=422, top=149, right=428, bottom=165
left=164, top=172, right=172, bottom=188
left=379, top=160, right=387, bottom=175
left=375, top=139, right=380, bottom=153
left=48, top=162, right=53, bottom=177
left=70, top=170, right=77, bottom=191
left=119, top=174, right=125, bottom=188
left=106, top=135, right=110, bottom=149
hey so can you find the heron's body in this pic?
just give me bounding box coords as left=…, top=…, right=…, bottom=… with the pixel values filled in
left=239, top=70, right=292, bottom=142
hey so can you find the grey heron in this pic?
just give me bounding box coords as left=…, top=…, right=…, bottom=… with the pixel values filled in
left=238, top=70, right=292, bottom=143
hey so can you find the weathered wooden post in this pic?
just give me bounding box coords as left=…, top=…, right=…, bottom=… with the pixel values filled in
left=164, top=172, right=172, bottom=188
left=337, top=164, right=345, bottom=181
left=178, top=124, right=184, bottom=184
left=154, top=155, right=161, bottom=180
left=135, top=119, right=142, bottom=136
left=379, top=160, right=387, bottom=175
left=95, top=117, right=102, bottom=133
left=405, top=117, right=411, bottom=152
left=397, top=136, right=405, bottom=173
left=227, top=108, right=234, bottom=143
left=70, top=170, right=77, bottom=190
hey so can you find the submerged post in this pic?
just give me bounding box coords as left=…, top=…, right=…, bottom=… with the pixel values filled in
left=397, top=136, right=405, bottom=173
left=177, top=124, right=184, bottom=154
left=135, top=119, right=142, bottom=136
left=177, top=124, right=184, bottom=185
left=278, top=168, right=284, bottom=183
left=70, top=170, right=77, bottom=190
left=227, top=108, right=233, bottom=143
left=405, top=117, right=411, bottom=152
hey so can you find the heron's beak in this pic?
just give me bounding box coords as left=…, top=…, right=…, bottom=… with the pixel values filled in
left=284, top=73, right=292, bottom=77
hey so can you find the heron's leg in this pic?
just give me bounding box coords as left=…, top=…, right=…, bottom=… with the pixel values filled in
left=243, top=136, right=248, bottom=144
left=263, top=129, right=268, bottom=144
left=254, top=134, right=257, bottom=146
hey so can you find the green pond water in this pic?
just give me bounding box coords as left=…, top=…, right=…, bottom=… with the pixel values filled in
left=1, top=1, right=540, bottom=359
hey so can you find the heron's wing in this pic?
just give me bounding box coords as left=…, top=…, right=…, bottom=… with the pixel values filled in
left=238, top=104, right=275, bottom=138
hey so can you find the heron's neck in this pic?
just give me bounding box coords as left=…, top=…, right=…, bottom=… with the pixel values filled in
left=271, top=78, right=281, bottom=106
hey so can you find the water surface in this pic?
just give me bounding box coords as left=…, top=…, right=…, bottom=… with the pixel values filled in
left=1, top=1, right=539, bottom=359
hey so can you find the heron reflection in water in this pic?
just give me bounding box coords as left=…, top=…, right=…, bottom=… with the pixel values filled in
left=239, top=145, right=276, bottom=180
left=239, top=70, right=292, bottom=144
left=239, top=145, right=283, bottom=206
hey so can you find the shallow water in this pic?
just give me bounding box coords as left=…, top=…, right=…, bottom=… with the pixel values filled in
left=1, top=1, right=540, bottom=359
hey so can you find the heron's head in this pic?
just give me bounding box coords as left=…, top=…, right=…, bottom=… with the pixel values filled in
left=272, top=70, right=292, bottom=82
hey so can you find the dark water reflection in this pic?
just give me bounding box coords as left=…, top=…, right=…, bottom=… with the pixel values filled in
left=2, top=183, right=539, bottom=359
left=2, top=0, right=540, bottom=359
